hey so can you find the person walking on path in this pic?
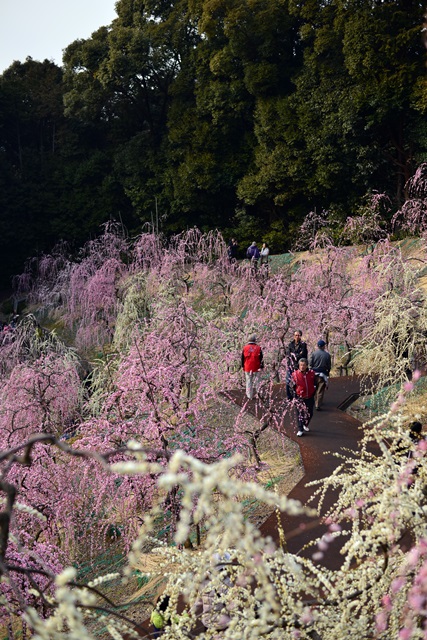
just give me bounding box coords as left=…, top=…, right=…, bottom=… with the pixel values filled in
left=291, top=358, right=316, bottom=437
left=309, top=339, right=332, bottom=411
left=227, top=238, right=238, bottom=263
left=286, top=330, right=308, bottom=400
left=246, top=242, right=260, bottom=273
left=241, top=335, right=264, bottom=400
left=260, top=242, right=270, bottom=266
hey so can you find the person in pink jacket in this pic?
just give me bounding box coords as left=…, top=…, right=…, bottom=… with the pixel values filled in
left=291, top=358, right=316, bottom=436
left=241, top=335, right=264, bottom=400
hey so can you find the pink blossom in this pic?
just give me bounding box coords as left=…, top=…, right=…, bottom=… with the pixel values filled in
left=407, top=548, right=421, bottom=568
left=408, top=593, right=425, bottom=610
left=375, top=610, right=389, bottom=633
left=392, top=577, right=407, bottom=593
left=300, top=608, right=314, bottom=625
left=399, top=627, right=413, bottom=640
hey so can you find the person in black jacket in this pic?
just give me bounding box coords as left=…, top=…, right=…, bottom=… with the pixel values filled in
left=227, top=238, right=238, bottom=262
left=286, top=330, right=308, bottom=400
left=309, top=340, right=332, bottom=410
left=246, top=242, right=261, bottom=274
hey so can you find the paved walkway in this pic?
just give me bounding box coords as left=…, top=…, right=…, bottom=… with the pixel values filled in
left=133, top=375, right=364, bottom=636
left=226, top=375, right=364, bottom=570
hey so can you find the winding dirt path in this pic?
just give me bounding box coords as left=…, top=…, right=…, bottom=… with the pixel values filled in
left=226, top=376, right=364, bottom=569
left=134, top=376, right=364, bottom=637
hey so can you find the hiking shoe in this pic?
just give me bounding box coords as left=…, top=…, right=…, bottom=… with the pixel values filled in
left=316, top=406, right=321, bottom=411
left=303, top=426, right=310, bottom=432
left=297, top=430, right=304, bottom=437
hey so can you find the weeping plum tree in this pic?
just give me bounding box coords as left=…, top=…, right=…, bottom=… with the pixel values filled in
left=4, top=224, right=427, bottom=636
left=292, top=209, right=334, bottom=252
left=340, top=192, right=391, bottom=247
left=5, top=377, right=427, bottom=640
left=393, top=163, right=427, bottom=236
left=15, top=222, right=131, bottom=353
left=352, top=242, right=427, bottom=395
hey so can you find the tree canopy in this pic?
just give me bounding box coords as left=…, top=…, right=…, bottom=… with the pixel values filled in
left=0, top=0, right=426, bottom=285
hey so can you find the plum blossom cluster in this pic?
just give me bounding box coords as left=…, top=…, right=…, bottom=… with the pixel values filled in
left=1, top=222, right=427, bottom=636
left=392, top=163, right=427, bottom=236
left=341, top=193, right=391, bottom=246
left=16, top=409, right=427, bottom=640
left=292, top=209, right=334, bottom=252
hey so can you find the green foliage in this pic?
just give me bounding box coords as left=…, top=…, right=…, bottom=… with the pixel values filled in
left=1, top=0, right=426, bottom=282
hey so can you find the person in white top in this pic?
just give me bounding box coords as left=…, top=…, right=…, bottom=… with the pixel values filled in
left=260, top=242, right=270, bottom=266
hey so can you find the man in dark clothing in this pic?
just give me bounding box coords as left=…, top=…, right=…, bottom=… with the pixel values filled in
left=286, top=330, right=308, bottom=400
left=241, top=335, right=264, bottom=400
left=309, top=340, right=332, bottom=410
left=246, top=242, right=260, bottom=273
left=227, top=238, right=238, bottom=262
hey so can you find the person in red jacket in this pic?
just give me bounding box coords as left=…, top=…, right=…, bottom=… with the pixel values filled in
left=291, top=358, right=316, bottom=436
left=241, top=335, right=264, bottom=400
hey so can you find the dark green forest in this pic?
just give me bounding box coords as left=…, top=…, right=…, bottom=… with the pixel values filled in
left=0, top=0, right=426, bottom=286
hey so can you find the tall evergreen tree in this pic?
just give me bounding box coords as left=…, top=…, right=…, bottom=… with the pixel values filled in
left=239, top=0, right=426, bottom=223
left=0, top=59, right=66, bottom=286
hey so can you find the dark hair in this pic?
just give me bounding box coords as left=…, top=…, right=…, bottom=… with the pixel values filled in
left=157, top=594, right=170, bottom=612
left=409, top=421, right=423, bottom=434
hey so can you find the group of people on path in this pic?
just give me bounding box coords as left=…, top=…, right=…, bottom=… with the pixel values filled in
left=227, top=238, right=270, bottom=274
left=246, top=241, right=269, bottom=272
left=241, top=330, right=331, bottom=437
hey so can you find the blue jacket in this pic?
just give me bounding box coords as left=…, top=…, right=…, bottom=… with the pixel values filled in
left=247, top=245, right=260, bottom=260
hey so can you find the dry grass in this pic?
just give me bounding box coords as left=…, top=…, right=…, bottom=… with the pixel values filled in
left=77, top=399, right=305, bottom=637
left=346, top=382, right=427, bottom=432
left=238, top=425, right=304, bottom=528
